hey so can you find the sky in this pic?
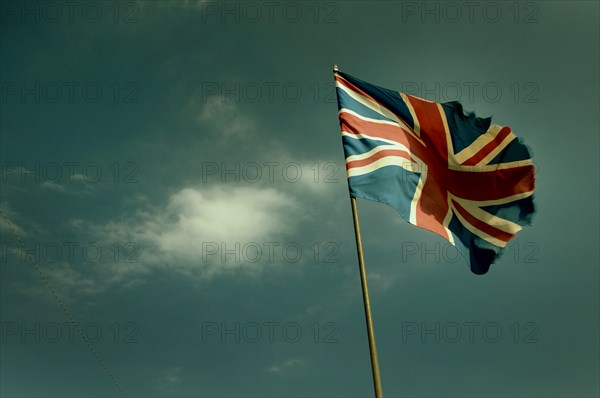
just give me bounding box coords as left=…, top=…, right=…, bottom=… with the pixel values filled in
left=0, top=1, right=599, bottom=397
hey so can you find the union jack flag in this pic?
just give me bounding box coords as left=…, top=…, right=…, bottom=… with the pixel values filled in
left=335, top=70, right=536, bottom=274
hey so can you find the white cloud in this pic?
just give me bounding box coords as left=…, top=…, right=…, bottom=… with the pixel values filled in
left=36, top=178, right=100, bottom=197
left=160, top=366, right=183, bottom=385
left=291, top=161, right=345, bottom=198
left=21, top=263, right=107, bottom=298
left=40, top=181, right=66, bottom=192
left=198, top=97, right=256, bottom=139
left=368, top=272, right=399, bottom=292
left=162, top=186, right=295, bottom=245
left=54, top=185, right=301, bottom=292
left=0, top=202, right=45, bottom=238
left=267, top=358, right=306, bottom=374
left=151, top=366, right=186, bottom=396
left=10, top=185, right=299, bottom=299
left=72, top=173, right=87, bottom=182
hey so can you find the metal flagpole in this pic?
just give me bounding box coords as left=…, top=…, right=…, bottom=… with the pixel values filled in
left=350, top=196, right=384, bottom=398
left=334, top=64, right=383, bottom=397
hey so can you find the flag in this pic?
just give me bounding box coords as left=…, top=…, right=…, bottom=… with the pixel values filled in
left=335, top=70, right=536, bottom=274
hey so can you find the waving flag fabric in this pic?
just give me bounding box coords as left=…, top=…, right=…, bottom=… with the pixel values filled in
left=335, top=70, right=536, bottom=274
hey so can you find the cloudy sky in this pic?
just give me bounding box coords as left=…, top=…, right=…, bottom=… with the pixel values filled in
left=1, top=1, right=598, bottom=397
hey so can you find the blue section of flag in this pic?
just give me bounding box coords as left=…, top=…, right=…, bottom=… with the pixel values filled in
left=337, top=71, right=415, bottom=130
left=349, top=167, right=421, bottom=221
left=342, top=135, right=391, bottom=157
left=447, top=215, right=499, bottom=275
left=336, top=88, right=396, bottom=123
left=481, top=196, right=536, bottom=226
left=442, top=102, right=492, bottom=154
left=488, top=137, right=533, bottom=164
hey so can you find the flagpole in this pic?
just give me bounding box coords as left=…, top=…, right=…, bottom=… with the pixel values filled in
left=334, top=64, right=383, bottom=397
left=350, top=196, right=384, bottom=398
